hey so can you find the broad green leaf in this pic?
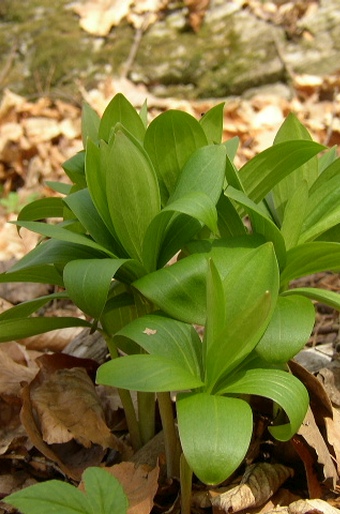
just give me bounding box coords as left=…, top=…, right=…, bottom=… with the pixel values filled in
left=205, top=244, right=279, bottom=388
left=144, top=110, right=208, bottom=203
left=317, top=146, right=338, bottom=174
left=98, top=92, right=146, bottom=142
left=81, top=102, right=100, bottom=145
left=299, top=174, right=340, bottom=242
left=12, top=220, right=115, bottom=257
left=114, top=313, right=202, bottom=377
left=63, top=259, right=132, bottom=319
left=169, top=144, right=226, bottom=205
left=0, top=264, right=64, bottom=287
left=255, top=295, right=315, bottom=363
left=64, top=189, right=125, bottom=255
left=0, top=292, right=68, bottom=321
left=220, top=368, right=309, bottom=441
left=97, top=354, right=204, bottom=392
left=139, top=99, right=148, bottom=128
left=271, top=113, right=318, bottom=222
left=280, top=181, right=308, bottom=250
left=310, top=155, right=340, bottom=194
left=163, top=192, right=218, bottom=234
left=62, top=150, right=86, bottom=187
left=133, top=253, right=208, bottom=325
left=82, top=467, right=128, bottom=514
left=216, top=194, right=246, bottom=238
left=239, top=140, right=325, bottom=203
left=4, top=467, right=128, bottom=514
left=106, top=130, right=161, bottom=261
left=45, top=181, right=72, bottom=195
left=0, top=317, right=90, bottom=343
left=223, top=136, right=239, bottom=163
left=316, top=224, right=340, bottom=243
left=18, top=197, right=64, bottom=223
left=8, top=239, right=107, bottom=273
left=199, top=103, right=225, bottom=144
left=204, top=260, right=226, bottom=368
left=4, top=480, right=92, bottom=514
left=225, top=186, right=286, bottom=268
left=282, top=287, right=340, bottom=311
left=177, top=392, right=253, bottom=485
left=281, top=242, right=340, bottom=284
left=85, top=139, right=121, bottom=239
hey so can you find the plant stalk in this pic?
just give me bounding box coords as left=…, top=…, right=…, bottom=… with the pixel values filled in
left=157, top=392, right=180, bottom=478
left=137, top=391, right=156, bottom=445
left=104, top=334, right=142, bottom=450
left=180, top=453, right=193, bottom=514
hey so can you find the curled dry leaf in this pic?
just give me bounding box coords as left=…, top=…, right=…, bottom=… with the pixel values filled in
left=211, top=463, right=294, bottom=513
left=283, top=499, right=340, bottom=514
left=20, top=354, right=129, bottom=480
left=0, top=342, right=38, bottom=396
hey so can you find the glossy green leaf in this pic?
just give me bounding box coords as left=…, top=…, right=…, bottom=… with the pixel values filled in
left=255, top=295, right=315, bottom=363
left=271, top=113, right=318, bottom=222
left=239, top=140, right=325, bottom=203
left=18, top=197, right=64, bottom=223
left=98, top=92, right=146, bottom=142
left=12, top=220, right=115, bottom=257
left=199, top=103, right=225, bottom=144
left=114, top=313, right=202, bottom=377
left=225, top=186, right=286, bottom=268
left=169, top=144, right=226, bottom=205
left=282, top=287, right=340, bottom=311
left=64, top=188, right=124, bottom=255
left=177, top=392, right=253, bottom=485
left=0, top=293, right=68, bottom=321
left=5, top=466, right=128, bottom=514
left=280, top=181, right=308, bottom=250
left=206, top=244, right=279, bottom=387
left=81, top=102, right=100, bottom=145
left=0, top=317, right=90, bottom=343
left=45, top=181, right=72, bottom=195
left=216, top=194, right=246, bottom=237
left=106, top=129, right=161, bottom=261
left=62, top=151, right=86, bottom=187
left=300, top=174, right=340, bottom=242
left=97, top=354, right=204, bottom=392
left=204, top=260, right=226, bottom=368
left=223, top=136, right=239, bottom=163
left=144, top=110, right=208, bottom=203
left=85, top=139, right=119, bottom=238
left=310, top=155, right=340, bottom=194
left=318, top=146, right=338, bottom=174
left=63, top=259, right=131, bottom=319
left=220, top=368, right=309, bottom=441
left=281, top=242, right=340, bottom=284
left=133, top=253, right=208, bottom=325
left=8, top=239, right=107, bottom=274
left=0, top=264, right=64, bottom=287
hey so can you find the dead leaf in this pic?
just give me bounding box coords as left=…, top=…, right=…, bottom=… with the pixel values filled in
left=211, top=463, right=294, bottom=512
left=297, top=407, right=338, bottom=489
left=185, top=0, right=210, bottom=32
left=71, top=0, right=133, bottom=36
left=324, top=407, right=340, bottom=476
left=0, top=343, right=38, bottom=396
left=106, top=461, right=160, bottom=514
left=288, top=499, right=340, bottom=514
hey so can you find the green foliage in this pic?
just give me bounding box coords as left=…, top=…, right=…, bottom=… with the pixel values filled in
left=4, top=467, right=128, bottom=514
left=1, top=94, right=340, bottom=502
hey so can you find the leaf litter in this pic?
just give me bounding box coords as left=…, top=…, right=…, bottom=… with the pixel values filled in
left=2, top=6, right=340, bottom=511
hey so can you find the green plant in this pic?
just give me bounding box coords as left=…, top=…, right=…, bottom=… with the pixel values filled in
left=1, top=95, right=340, bottom=513
left=0, top=190, right=40, bottom=214
left=5, top=466, right=128, bottom=514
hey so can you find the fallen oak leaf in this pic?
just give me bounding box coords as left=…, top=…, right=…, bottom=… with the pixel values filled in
left=211, top=463, right=294, bottom=512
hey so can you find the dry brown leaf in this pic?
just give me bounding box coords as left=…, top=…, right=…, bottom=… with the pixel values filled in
left=0, top=343, right=38, bottom=396
left=211, top=463, right=294, bottom=512
left=106, top=461, right=160, bottom=514
left=288, top=499, right=340, bottom=514
left=185, top=0, right=210, bottom=31
left=20, top=325, right=84, bottom=352
left=71, top=0, right=133, bottom=36
left=30, top=366, right=122, bottom=450
left=297, top=407, right=338, bottom=489
left=324, top=407, right=340, bottom=476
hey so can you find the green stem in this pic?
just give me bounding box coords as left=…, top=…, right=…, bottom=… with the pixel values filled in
left=180, top=453, right=193, bottom=514
left=157, top=392, right=180, bottom=478
left=137, top=391, right=155, bottom=445
left=103, top=334, right=142, bottom=451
